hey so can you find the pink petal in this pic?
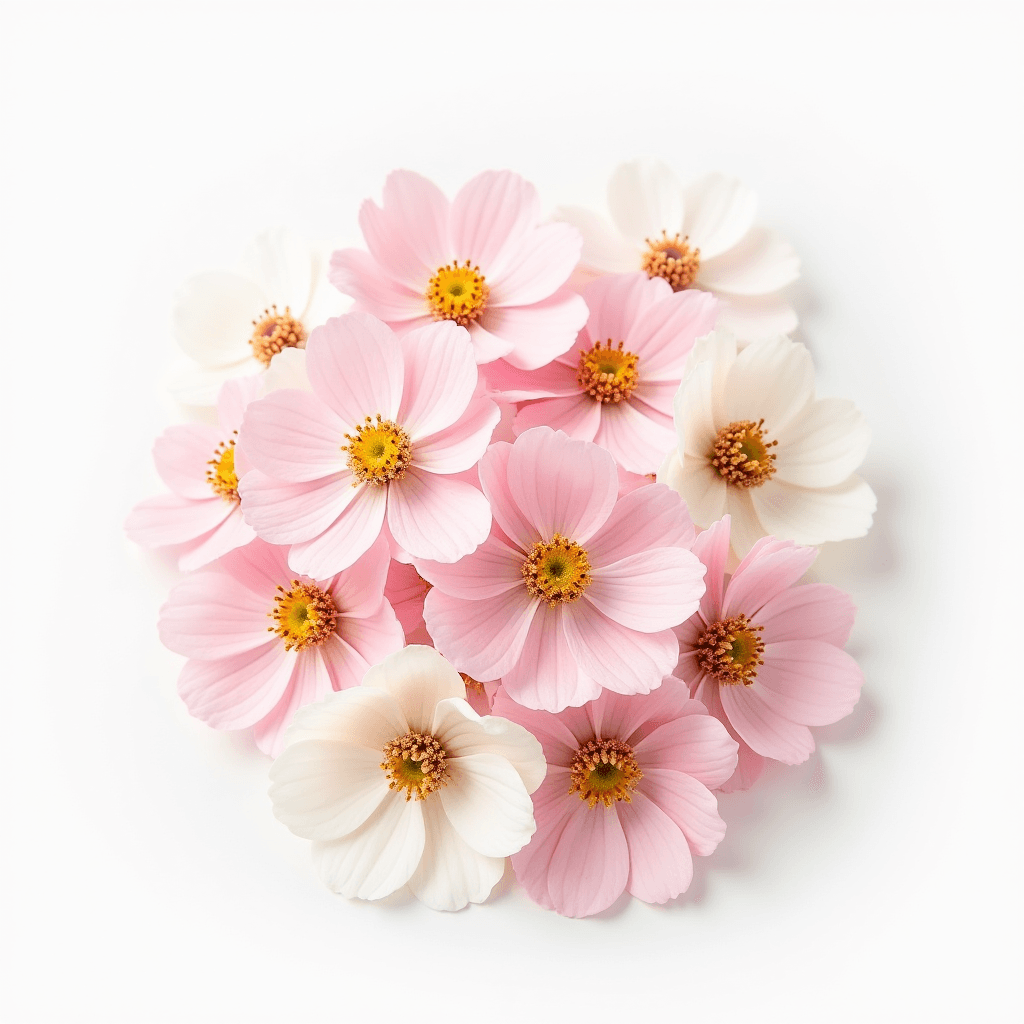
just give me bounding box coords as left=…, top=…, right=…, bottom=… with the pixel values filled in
left=640, top=768, right=727, bottom=856
left=481, top=354, right=579, bottom=401
left=592, top=680, right=700, bottom=745
left=254, top=646, right=335, bottom=756
left=756, top=640, right=863, bottom=726
left=240, top=389, right=348, bottom=482
left=329, top=248, right=427, bottom=323
left=694, top=678, right=765, bottom=792
left=125, top=493, right=232, bottom=547
left=386, top=468, right=490, bottom=562
left=450, top=169, right=540, bottom=280
left=477, top=441, right=538, bottom=551
left=698, top=225, right=800, bottom=296
left=478, top=289, right=588, bottom=371
left=238, top=470, right=358, bottom=546
left=490, top=693, right=581, bottom=768
left=328, top=533, right=392, bottom=619
left=617, top=790, right=694, bottom=903
left=465, top=320, right=515, bottom=364
left=489, top=223, right=582, bottom=307
left=757, top=583, right=856, bottom=647
left=159, top=570, right=274, bottom=660
left=305, top=312, right=404, bottom=424
left=214, top=539, right=292, bottom=600
left=501, top=601, right=602, bottom=712
left=177, top=641, right=294, bottom=730
left=562, top=600, right=678, bottom=696
left=510, top=771, right=575, bottom=911
left=724, top=536, right=818, bottom=619
left=584, top=272, right=663, bottom=343
left=178, top=507, right=257, bottom=571
left=628, top=288, right=719, bottom=381
left=424, top=587, right=538, bottom=682
left=514, top=395, right=601, bottom=442
left=398, top=320, right=479, bottom=440
left=332, top=604, right=405, bottom=678
left=216, top=374, right=262, bottom=433
left=287, top=483, right=387, bottom=576
left=691, top=516, right=731, bottom=622
left=413, top=396, right=500, bottom=475
left=546, top=801, right=629, bottom=918
left=152, top=423, right=222, bottom=499
left=384, top=559, right=428, bottom=637
left=586, top=482, right=696, bottom=566
left=634, top=713, right=738, bottom=790
left=631, top=379, right=679, bottom=420
left=719, top=683, right=815, bottom=763
left=507, top=426, right=618, bottom=544
left=592, top=399, right=677, bottom=475
left=415, top=532, right=524, bottom=600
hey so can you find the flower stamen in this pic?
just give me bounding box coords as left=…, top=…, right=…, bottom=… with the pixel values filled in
left=344, top=415, right=412, bottom=486
left=577, top=340, right=640, bottom=403
left=381, top=732, right=449, bottom=801
left=249, top=305, right=306, bottom=366
left=522, top=534, right=592, bottom=604
left=569, top=738, right=643, bottom=807
left=695, top=614, right=765, bottom=684
left=641, top=232, right=701, bottom=291
left=426, top=261, right=489, bottom=326
left=269, top=581, right=338, bottom=651
left=206, top=433, right=240, bottom=501
left=709, top=419, right=778, bottom=487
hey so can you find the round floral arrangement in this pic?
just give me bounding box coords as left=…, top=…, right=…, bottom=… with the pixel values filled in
left=128, top=161, right=874, bottom=917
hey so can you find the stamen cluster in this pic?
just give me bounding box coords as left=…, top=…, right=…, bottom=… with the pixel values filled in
left=640, top=231, right=701, bottom=291
left=426, top=261, right=489, bottom=325
left=344, top=415, right=413, bottom=485
left=522, top=534, right=592, bottom=604
left=381, top=732, right=450, bottom=801
left=709, top=419, right=778, bottom=487
left=568, top=738, right=643, bottom=807
left=269, top=581, right=338, bottom=651
left=206, top=434, right=240, bottom=501
left=695, top=614, right=765, bottom=684
left=249, top=305, right=307, bottom=366
left=577, top=339, right=640, bottom=403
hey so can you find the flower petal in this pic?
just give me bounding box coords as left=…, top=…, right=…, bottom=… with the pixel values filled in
left=634, top=713, right=738, bottom=789
left=241, top=227, right=315, bottom=312
left=750, top=475, right=877, bottom=546
left=724, top=536, right=818, bottom=619
left=724, top=335, right=815, bottom=433
left=489, top=223, right=581, bottom=308
left=618, top=790, right=694, bottom=903
left=714, top=291, right=798, bottom=342
left=592, top=399, right=678, bottom=475
left=547, top=801, right=629, bottom=917
left=698, top=225, right=799, bottom=295
left=361, top=645, right=464, bottom=734
left=681, top=173, right=757, bottom=260
left=413, top=396, right=500, bottom=475
left=691, top=515, right=731, bottom=622
left=514, top=395, right=601, bottom=442
left=415, top=533, right=524, bottom=600
left=555, top=205, right=640, bottom=273
left=172, top=270, right=264, bottom=367
left=398, top=320, right=479, bottom=439
left=477, top=441, right=538, bottom=550
left=329, top=248, right=427, bottom=322
left=480, top=289, right=588, bottom=371
left=287, top=483, right=388, bottom=577
left=328, top=533, right=392, bottom=619
left=757, top=583, right=856, bottom=647
left=773, top=398, right=871, bottom=488
left=608, top=159, right=682, bottom=243
left=284, top=686, right=408, bottom=750
left=640, top=767, right=727, bottom=855
left=125, top=494, right=231, bottom=548
left=756, top=640, right=863, bottom=726
left=629, top=288, right=720, bottom=381
left=719, top=683, right=815, bottom=763
left=152, top=424, right=222, bottom=499
left=238, top=470, right=358, bottom=546
left=584, top=271, right=664, bottom=344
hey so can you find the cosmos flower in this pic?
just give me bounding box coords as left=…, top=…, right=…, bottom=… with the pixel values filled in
left=170, top=227, right=343, bottom=405
left=239, top=312, right=499, bottom=577
left=125, top=377, right=258, bottom=570
left=417, top=427, right=706, bottom=712
left=483, top=272, right=718, bottom=473
left=269, top=646, right=546, bottom=911
left=329, top=169, right=588, bottom=369
left=658, top=329, right=875, bottom=557
left=494, top=680, right=737, bottom=917
left=674, top=516, right=863, bottom=791
left=158, top=536, right=404, bottom=757
left=557, top=159, right=800, bottom=341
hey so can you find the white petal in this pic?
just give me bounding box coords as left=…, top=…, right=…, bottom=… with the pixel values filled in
left=555, top=205, right=641, bottom=272
left=362, top=645, right=465, bottom=734
left=285, top=686, right=408, bottom=749
left=714, top=292, right=798, bottom=343
left=724, top=335, right=815, bottom=433
left=608, top=159, right=683, bottom=243
left=698, top=226, right=800, bottom=295
left=681, top=173, right=757, bottom=260
left=172, top=270, right=265, bottom=367
left=774, top=398, right=871, bottom=488
left=751, top=475, right=877, bottom=546
left=241, top=227, right=315, bottom=312
left=168, top=358, right=260, bottom=407
left=259, top=346, right=311, bottom=394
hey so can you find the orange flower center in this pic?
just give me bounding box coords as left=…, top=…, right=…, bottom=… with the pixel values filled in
left=269, top=581, right=338, bottom=651
left=641, top=232, right=701, bottom=291
left=577, top=340, right=640, bottom=403
left=381, top=732, right=449, bottom=801
left=249, top=305, right=306, bottom=366
left=695, top=614, right=765, bottom=684
left=569, top=738, right=643, bottom=807
left=709, top=419, right=778, bottom=488
left=426, top=261, right=489, bottom=325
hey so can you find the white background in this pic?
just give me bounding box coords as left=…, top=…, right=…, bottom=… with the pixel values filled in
left=2, top=2, right=1021, bottom=1022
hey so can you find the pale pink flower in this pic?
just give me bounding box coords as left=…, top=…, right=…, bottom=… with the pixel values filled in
left=159, top=536, right=404, bottom=757
left=330, top=169, right=588, bottom=369
left=483, top=273, right=717, bottom=474
left=674, top=515, right=863, bottom=791
left=238, top=312, right=499, bottom=577
left=494, top=680, right=737, bottom=917
left=417, top=427, right=707, bottom=713
left=125, top=377, right=259, bottom=570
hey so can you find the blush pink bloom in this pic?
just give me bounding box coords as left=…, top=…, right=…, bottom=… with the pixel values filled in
left=159, top=536, right=404, bottom=757
left=125, top=377, right=259, bottom=570
left=494, top=681, right=737, bottom=917
left=238, top=312, right=499, bottom=577
left=329, top=169, right=588, bottom=369
left=484, top=273, right=718, bottom=474
left=674, top=515, right=863, bottom=791
left=417, top=427, right=707, bottom=712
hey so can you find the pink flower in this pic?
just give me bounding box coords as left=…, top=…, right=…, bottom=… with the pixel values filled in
left=238, top=313, right=499, bottom=577
left=159, top=536, right=404, bottom=756
left=484, top=273, right=718, bottom=474
left=125, top=377, right=259, bottom=570
left=417, top=427, right=707, bottom=712
left=329, top=169, right=588, bottom=370
left=674, top=515, right=863, bottom=791
left=494, top=681, right=737, bottom=917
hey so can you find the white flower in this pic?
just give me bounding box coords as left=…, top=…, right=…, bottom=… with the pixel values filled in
left=658, top=330, right=875, bottom=557
left=557, top=159, right=800, bottom=342
left=170, top=227, right=344, bottom=405
left=269, top=645, right=546, bottom=911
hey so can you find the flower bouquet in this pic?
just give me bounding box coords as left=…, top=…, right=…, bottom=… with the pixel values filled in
left=127, top=162, right=874, bottom=917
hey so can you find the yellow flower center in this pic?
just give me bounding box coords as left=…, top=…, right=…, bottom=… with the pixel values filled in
left=269, top=580, right=338, bottom=652
left=206, top=436, right=239, bottom=501
left=641, top=231, right=701, bottom=291
left=695, top=614, right=765, bottom=685
left=522, top=534, right=592, bottom=605
left=343, top=415, right=412, bottom=485
left=381, top=732, right=449, bottom=801
left=709, top=419, right=778, bottom=488
left=249, top=305, right=307, bottom=366
left=569, top=738, right=643, bottom=807
left=577, top=340, right=640, bottom=403
left=425, top=261, right=489, bottom=326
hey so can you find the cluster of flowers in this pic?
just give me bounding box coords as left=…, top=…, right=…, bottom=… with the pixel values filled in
left=128, top=162, right=874, bottom=917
